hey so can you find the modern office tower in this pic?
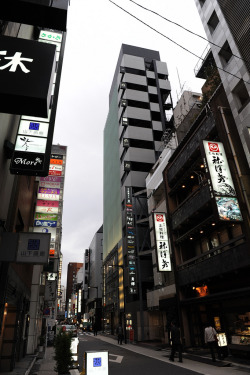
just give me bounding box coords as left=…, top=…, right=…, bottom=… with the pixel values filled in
left=194, top=0, right=250, bottom=168
left=103, top=44, right=173, bottom=340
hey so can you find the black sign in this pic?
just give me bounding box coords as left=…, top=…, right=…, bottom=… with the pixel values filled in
left=10, top=151, right=45, bottom=173
left=51, top=154, right=63, bottom=160
left=0, top=0, right=68, bottom=31
left=0, top=36, right=56, bottom=117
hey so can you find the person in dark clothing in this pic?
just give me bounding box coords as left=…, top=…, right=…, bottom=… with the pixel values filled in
left=93, top=323, right=98, bottom=336
left=116, top=324, right=124, bottom=345
left=169, top=321, right=182, bottom=363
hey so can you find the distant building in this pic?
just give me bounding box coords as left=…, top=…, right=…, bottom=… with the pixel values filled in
left=66, top=262, right=83, bottom=318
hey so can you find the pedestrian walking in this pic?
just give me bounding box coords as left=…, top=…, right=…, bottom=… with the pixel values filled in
left=93, top=323, right=98, bottom=336
left=116, top=323, right=124, bottom=345
left=204, top=322, right=218, bottom=362
left=169, top=321, right=183, bottom=363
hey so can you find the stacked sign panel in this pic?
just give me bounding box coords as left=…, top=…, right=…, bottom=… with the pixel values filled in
left=33, top=146, right=66, bottom=260
left=10, top=30, right=64, bottom=176
left=125, top=187, right=137, bottom=294
left=153, top=213, right=171, bottom=272
left=203, top=141, right=243, bottom=222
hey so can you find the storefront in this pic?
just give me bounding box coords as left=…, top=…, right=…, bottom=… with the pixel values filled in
left=181, top=288, right=250, bottom=358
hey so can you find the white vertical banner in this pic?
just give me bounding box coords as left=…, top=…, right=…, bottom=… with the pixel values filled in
left=154, top=213, right=171, bottom=271
left=203, top=141, right=236, bottom=196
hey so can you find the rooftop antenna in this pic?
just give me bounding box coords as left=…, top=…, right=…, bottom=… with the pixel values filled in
left=176, top=67, right=186, bottom=100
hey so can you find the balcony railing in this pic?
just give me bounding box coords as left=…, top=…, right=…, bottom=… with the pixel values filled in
left=172, top=183, right=211, bottom=230
left=177, top=235, right=247, bottom=286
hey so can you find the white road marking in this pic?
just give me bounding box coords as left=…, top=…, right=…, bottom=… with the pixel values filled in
left=109, top=354, right=124, bottom=363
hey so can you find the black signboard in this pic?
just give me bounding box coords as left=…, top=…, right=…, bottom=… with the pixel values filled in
left=0, top=36, right=56, bottom=117
left=0, top=0, right=68, bottom=32
left=10, top=151, right=45, bottom=173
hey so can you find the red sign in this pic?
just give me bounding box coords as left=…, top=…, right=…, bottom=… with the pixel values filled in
left=37, top=200, right=59, bottom=207
left=156, top=214, right=164, bottom=222
left=208, top=142, right=220, bottom=152
left=49, top=170, right=62, bottom=176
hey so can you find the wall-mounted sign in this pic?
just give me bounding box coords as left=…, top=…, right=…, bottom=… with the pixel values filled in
left=0, top=0, right=68, bottom=32
left=49, top=170, right=62, bottom=176
left=215, top=197, right=242, bottom=221
left=0, top=35, right=56, bottom=117
left=40, top=176, right=63, bottom=183
left=49, top=164, right=63, bottom=171
left=16, top=232, right=50, bottom=264
left=203, top=141, right=243, bottom=222
left=50, top=158, right=63, bottom=165
left=45, top=279, right=57, bottom=301
left=203, top=141, right=236, bottom=196
left=37, top=193, right=60, bottom=201
left=34, top=220, right=57, bottom=227
left=39, top=187, right=60, bottom=195
left=33, top=227, right=57, bottom=242
left=125, top=186, right=137, bottom=294
left=18, top=120, right=49, bottom=138
left=10, top=29, right=64, bottom=176
left=15, top=135, right=47, bottom=153
left=153, top=213, right=171, bottom=272
left=36, top=206, right=59, bottom=214
left=35, top=213, right=58, bottom=222
left=39, top=181, right=61, bottom=189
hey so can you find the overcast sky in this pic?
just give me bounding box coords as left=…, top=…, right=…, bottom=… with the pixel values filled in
left=52, top=0, right=207, bottom=286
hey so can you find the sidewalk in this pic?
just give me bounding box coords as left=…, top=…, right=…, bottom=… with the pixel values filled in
left=4, top=333, right=250, bottom=375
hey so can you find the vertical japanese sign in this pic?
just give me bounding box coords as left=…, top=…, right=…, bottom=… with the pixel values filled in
left=45, top=279, right=57, bottom=301
left=153, top=213, right=171, bottom=272
left=10, top=30, right=63, bottom=176
left=125, top=186, right=137, bottom=294
left=203, top=141, right=243, bottom=221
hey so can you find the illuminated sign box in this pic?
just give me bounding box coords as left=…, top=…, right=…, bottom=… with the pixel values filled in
left=153, top=213, right=171, bottom=272
left=0, top=36, right=56, bottom=117
left=85, top=351, right=109, bottom=375
left=16, top=232, right=50, bottom=264
left=0, top=0, right=68, bottom=31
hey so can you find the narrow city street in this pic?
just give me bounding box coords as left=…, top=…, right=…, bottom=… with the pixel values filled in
left=78, top=333, right=201, bottom=375
left=76, top=332, right=250, bottom=375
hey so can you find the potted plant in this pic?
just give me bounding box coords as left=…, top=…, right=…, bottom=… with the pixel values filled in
left=54, top=329, right=73, bottom=374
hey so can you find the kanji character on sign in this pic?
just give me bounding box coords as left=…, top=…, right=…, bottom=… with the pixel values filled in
left=0, top=51, right=33, bottom=73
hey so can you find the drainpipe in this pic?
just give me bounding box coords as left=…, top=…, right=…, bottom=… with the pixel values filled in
left=218, top=106, right=250, bottom=220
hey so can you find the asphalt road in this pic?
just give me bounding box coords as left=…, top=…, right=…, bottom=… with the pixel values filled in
left=78, top=333, right=202, bottom=375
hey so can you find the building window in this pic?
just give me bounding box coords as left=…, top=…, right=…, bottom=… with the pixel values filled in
left=207, top=11, right=219, bottom=34
left=218, top=40, right=233, bottom=67
left=232, top=79, right=250, bottom=112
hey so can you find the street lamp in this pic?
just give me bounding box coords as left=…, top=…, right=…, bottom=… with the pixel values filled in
left=108, top=264, right=127, bottom=344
